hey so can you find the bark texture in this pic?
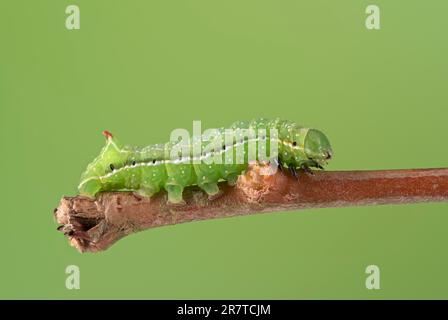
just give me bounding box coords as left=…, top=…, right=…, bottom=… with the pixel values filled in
left=54, top=166, right=448, bottom=252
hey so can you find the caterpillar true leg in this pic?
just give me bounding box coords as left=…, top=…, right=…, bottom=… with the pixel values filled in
left=300, top=164, right=314, bottom=175
left=274, top=158, right=284, bottom=172
left=289, top=166, right=298, bottom=178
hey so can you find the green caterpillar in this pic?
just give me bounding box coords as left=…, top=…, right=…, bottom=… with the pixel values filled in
left=78, top=118, right=333, bottom=203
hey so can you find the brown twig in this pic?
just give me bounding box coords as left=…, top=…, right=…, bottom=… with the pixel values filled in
left=54, top=166, right=448, bottom=253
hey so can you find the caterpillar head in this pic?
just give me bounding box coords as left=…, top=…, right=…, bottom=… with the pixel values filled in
left=78, top=131, right=128, bottom=197
left=303, top=129, right=333, bottom=167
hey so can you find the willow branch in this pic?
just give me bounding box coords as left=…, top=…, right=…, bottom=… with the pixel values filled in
left=54, top=166, right=448, bottom=253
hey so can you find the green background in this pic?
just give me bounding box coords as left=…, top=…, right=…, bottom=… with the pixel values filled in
left=1, top=0, right=447, bottom=299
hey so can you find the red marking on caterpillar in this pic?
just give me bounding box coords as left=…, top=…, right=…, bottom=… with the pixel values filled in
left=102, top=130, right=113, bottom=139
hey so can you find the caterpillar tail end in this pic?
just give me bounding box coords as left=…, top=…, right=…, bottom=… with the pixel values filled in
left=78, top=179, right=101, bottom=198
left=102, top=130, right=113, bottom=139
